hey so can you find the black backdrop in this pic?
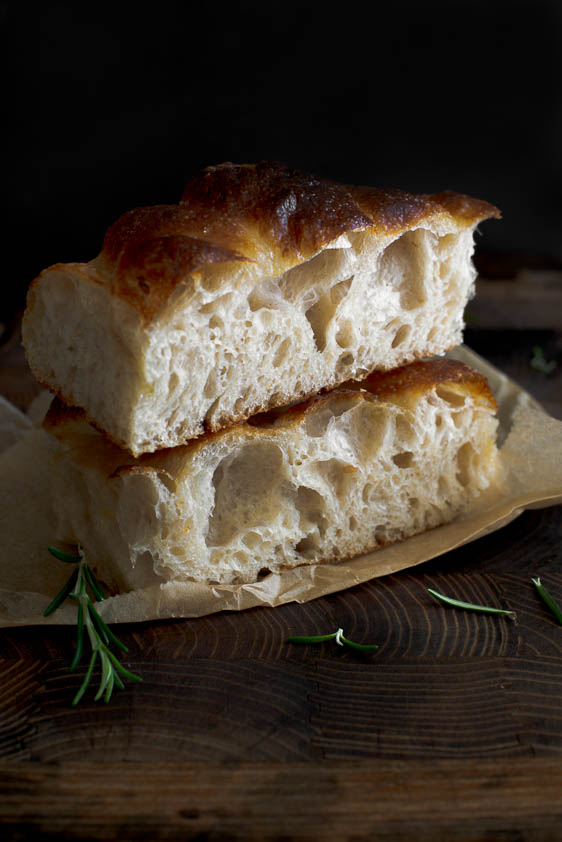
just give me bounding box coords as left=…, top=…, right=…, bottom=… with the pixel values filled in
left=5, top=0, right=562, bottom=312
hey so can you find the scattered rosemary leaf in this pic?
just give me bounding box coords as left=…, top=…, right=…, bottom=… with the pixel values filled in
left=335, top=629, right=379, bottom=653
left=427, top=588, right=515, bottom=617
left=44, top=546, right=142, bottom=705
left=530, top=346, right=557, bottom=374
left=286, top=632, right=339, bottom=644
left=286, top=627, right=378, bottom=654
left=43, top=567, right=80, bottom=617
left=532, top=578, right=562, bottom=626
left=48, top=545, right=82, bottom=564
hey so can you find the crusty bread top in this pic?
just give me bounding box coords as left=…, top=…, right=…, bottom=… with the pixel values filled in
left=349, top=358, right=498, bottom=410
left=43, top=359, right=497, bottom=480
left=30, top=161, right=500, bottom=322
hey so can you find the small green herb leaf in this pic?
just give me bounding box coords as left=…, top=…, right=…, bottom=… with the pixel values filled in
left=427, top=588, right=515, bottom=617
left=83, top=565, right=106, bottom=602
left=48, top=545, right=82, bottom=564
left=286, top=628, right=378, bottom=654
left=286, top=632, right=339, bottom=644
left=43, top=568, right=79, bottom=617
left=335, top=629, right=379, bottom=653
left=532, top=578, right=562, bottom=625
left=70, top=602, right=85, bottom=672
left=72, top=652, right=97, bottom=707
left=530, top=346, right=557, bottom=375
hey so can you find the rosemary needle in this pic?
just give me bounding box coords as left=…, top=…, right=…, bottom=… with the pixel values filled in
left=286, top=628, right=379, bottom=654
left=44, top=546, right=142, bottom=705
left=427, top=588, right=515, bottom=617
left=530, top=346, right=557, bottom=375
left=47, top=546, right=82, bottom=564
left=532, top=578, right=562, bottom=625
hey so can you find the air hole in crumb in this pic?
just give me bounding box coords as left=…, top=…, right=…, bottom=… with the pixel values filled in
left=242, top=532, right=261, bottom=549
left=209, top=315, right=223, bottom=331
left=453, top=410, right=468, bottom=429
left=204, top=369, right=219, bottom=399
left=257, top=567, right=271, bottom=579
left=392, top=451, right=414, bottom=468
left=349, top=516, right=357, bottom=530
left=273, top=338, right=291, bottom=368
left=439, top=256, right=454, bottom=280
left=295, top=486, right=328, bottom=537
left=335, top=319, right=353, bottom=348
left=379, top=229, right=428, bottom=310
left=391, top=324, right=411, bottom=348
left=435, top=414, right=443, bottom=428
left=199, top=293, right=233, bottom=314
left=304, top=276, right=353, bottom=353
left=436, top=385, right=466, bottom=408
left=337, top=352, right=354, bottom=370
left=206, top=442, right=285, bottom=547
left=295, top=535, right=318, bottom=555
left=395, top=414, right=415, bottom=443
left=313, top=458, right=357, bottom=498
left=374, top=526, right=387, bottom=544
left=456, top=441, right=474, bottom=486
left=248, top=279, right=284, bottom=312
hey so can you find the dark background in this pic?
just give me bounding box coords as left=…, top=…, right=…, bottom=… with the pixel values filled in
left=4, top=0, right=562, bottom=313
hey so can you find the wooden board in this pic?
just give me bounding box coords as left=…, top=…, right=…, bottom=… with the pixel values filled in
left=0, top=287, right=561, bottom=840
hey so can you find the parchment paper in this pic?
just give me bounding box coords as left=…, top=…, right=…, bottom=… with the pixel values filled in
left=0, top=346, right=560, bottom=627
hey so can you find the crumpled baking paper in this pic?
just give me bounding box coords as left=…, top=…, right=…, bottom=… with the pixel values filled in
left=0, top=346, right=560, bottom=626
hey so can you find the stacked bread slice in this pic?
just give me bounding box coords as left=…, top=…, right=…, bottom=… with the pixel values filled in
left=22, top=161, right=501, bottom=589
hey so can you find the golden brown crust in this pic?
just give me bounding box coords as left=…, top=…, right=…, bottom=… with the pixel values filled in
left=179, top=161, right=374, bottom=257
left=355, top=358, right=498, bottom=411
left=349, top=185, right=500, bottom=234
left=30, top=161, right=500, bottom=323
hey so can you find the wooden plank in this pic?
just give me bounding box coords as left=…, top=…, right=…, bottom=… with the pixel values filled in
left=1, top=758, right=561, bottom=840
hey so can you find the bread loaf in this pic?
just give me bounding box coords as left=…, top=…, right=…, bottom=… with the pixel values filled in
left=43, top=359, right=499, bottom=590
left=23, top=162, right=500, bottom=456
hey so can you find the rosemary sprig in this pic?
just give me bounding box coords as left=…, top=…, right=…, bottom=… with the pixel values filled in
left=44, top=546, right=142, bottom=705
left=532, top=578, right=562, bottom=626
left=530, top=346, right=557, bottom=375
left=286, top=627, right=378, bottom=654
left=427, top=588, right=515, bottom=617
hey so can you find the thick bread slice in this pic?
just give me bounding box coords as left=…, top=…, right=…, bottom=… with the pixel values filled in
left=43, top=359, right=499, bottom=591
left=23, top=162, right=500, bottom=456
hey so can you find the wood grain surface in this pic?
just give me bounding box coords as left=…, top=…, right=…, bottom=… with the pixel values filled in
left=1, top=759, right=561, bottom=841
left=1, top=274, right=561, bottom=841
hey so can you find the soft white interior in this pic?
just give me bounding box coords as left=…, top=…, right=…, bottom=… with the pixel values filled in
left=23, top=270, right=144, bottom=447
left=47, top=382, right=498, bottom=589
left=24, top=223, right=477, bottom=455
